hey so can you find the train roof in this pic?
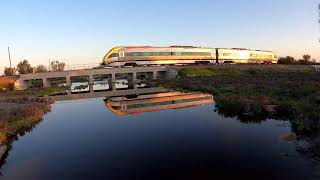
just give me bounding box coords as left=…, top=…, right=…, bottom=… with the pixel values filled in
left=122, top=45, right=205, bottom=49
left=217, top=48, right=275, bottom=53
left=106, top=46, right=275, bottom=53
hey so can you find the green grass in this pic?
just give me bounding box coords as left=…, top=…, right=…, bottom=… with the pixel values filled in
left=155, top=66, right=320, bottom=134
left=179, top=68, right=216, bottom=77
left=178, top=67, right=244, bottom=77
left=0, top=86, right=67, bottom=97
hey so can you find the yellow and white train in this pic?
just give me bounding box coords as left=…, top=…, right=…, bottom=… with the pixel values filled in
left=102, top=46, right=277, bottom=66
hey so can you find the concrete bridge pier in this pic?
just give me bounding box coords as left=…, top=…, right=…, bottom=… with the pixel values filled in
left=66, top=76, right=71, bottom=87
left=22, top=80, right=32, bottom=89
left=106, top=73, right=114, bottom=91
left=127, top=73, right=137, bottom=90
left=42, top=78, right=49, bottom=88
left=89, top=75, right=94, bottom=93
left=153, top=71, right=157, bottom=80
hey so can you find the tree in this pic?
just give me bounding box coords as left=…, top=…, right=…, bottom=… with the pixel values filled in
left=17, top=60, right=33, bottom=74
left=35, top=65, right=48, bottom=73
left=302, top=54, right=311, bottom=62
left=297, top=54, right=315, bottom=65
left=278, top=56, right=296, bottom=64
left=50, top=61, right=65, bottom=72
left=4, top=67, right=16, bottom=76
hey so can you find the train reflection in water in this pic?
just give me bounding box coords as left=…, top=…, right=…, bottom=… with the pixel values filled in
left=104, top=92, right=214, bottom=115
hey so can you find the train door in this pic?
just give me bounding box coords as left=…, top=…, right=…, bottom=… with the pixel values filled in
left=119, top=51, right=125, bottom=61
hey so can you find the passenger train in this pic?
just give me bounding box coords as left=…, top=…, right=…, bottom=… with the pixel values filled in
left=102, top=46, right=278, bottom=67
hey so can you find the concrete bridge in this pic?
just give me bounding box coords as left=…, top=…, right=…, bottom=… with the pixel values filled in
left=18, top=66, right=178, bottom=90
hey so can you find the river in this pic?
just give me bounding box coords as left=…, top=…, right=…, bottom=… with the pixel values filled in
left=0, top=89, right=319, bottom=180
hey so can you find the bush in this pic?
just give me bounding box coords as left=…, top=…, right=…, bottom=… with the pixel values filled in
left=7, top=82, right=15, bottom=91
left=278, top=56, right=295, bottom=64
left=4, top=67, right=16, bottom=76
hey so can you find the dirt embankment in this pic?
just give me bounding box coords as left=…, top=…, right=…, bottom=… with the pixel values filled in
left=0, top=76, right=18, bottom=85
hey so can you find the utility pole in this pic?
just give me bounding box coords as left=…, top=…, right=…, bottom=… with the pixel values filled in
left=8, top=46, right=12, bottom=68
left=318, top=3, right=320, bottom=43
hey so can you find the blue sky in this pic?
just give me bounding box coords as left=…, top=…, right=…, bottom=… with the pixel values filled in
left=0, top=0, right=319, bottom=70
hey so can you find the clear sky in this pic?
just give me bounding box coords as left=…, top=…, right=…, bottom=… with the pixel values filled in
left=0, top=0, right=319, bottom=71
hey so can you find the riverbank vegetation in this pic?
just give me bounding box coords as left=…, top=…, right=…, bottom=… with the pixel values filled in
left=0, top=86, right=60, bottom=163
left=0, top=86, right=68, bottom=97
left=0, top=96, right=53, bottom=164
left=155, top=65, right=320, bottom=133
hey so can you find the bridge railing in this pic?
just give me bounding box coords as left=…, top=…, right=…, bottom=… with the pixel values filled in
left=63, top=63, right=102, bottom=71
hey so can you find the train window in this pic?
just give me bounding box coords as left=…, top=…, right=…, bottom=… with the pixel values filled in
left=125, top=51, right=212, bottom=57
left=151, top=52, right=160, bottom=56
left=126, top=52, right=142, bottom=56
left=159, top=52, right=171, bottom=56
left=108, top=53, right=119, bottom=58
left=174, top=52, right=183, bottom=56
left=182, top=52, right=193, bottom=56
left=142, top=52, right=153, bottom=56
left=221, top=53, right=239, bottom=57
left=181, top=52, right=211, bottom=56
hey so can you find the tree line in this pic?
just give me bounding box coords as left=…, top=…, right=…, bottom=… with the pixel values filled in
left=278, top=54, right=318, bottom=65
left=3, top=60, right=65, bottom=76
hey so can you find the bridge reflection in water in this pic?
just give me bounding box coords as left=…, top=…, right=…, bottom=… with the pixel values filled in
left=50, top=87, right=214, bottom=115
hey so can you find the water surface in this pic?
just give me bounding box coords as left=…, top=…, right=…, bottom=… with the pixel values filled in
left=0, top=92, right=319, bottom=180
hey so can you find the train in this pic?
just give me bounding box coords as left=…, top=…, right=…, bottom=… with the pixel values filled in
left=102, top=46, right=278, bottom=67
left=104, top=91, right=214, bottom=115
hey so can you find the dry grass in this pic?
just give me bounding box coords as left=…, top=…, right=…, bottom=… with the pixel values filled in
left=0, top=97, right=53, bottom=144
left=0, top=77, right=13, bottom=89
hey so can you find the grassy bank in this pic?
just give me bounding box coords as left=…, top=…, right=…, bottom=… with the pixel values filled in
left=155, top=65, right=320, bottom=133
left=0, top=86, right=68, bottom=97
left=0, top=87, right=57, bottom=163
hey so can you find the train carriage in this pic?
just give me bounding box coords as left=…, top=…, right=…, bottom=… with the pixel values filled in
left=102, top=46, right=277, bottom=66
left=217, top=48, right=278, bottom=64
left=103, top=46, right=216, bottom=67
